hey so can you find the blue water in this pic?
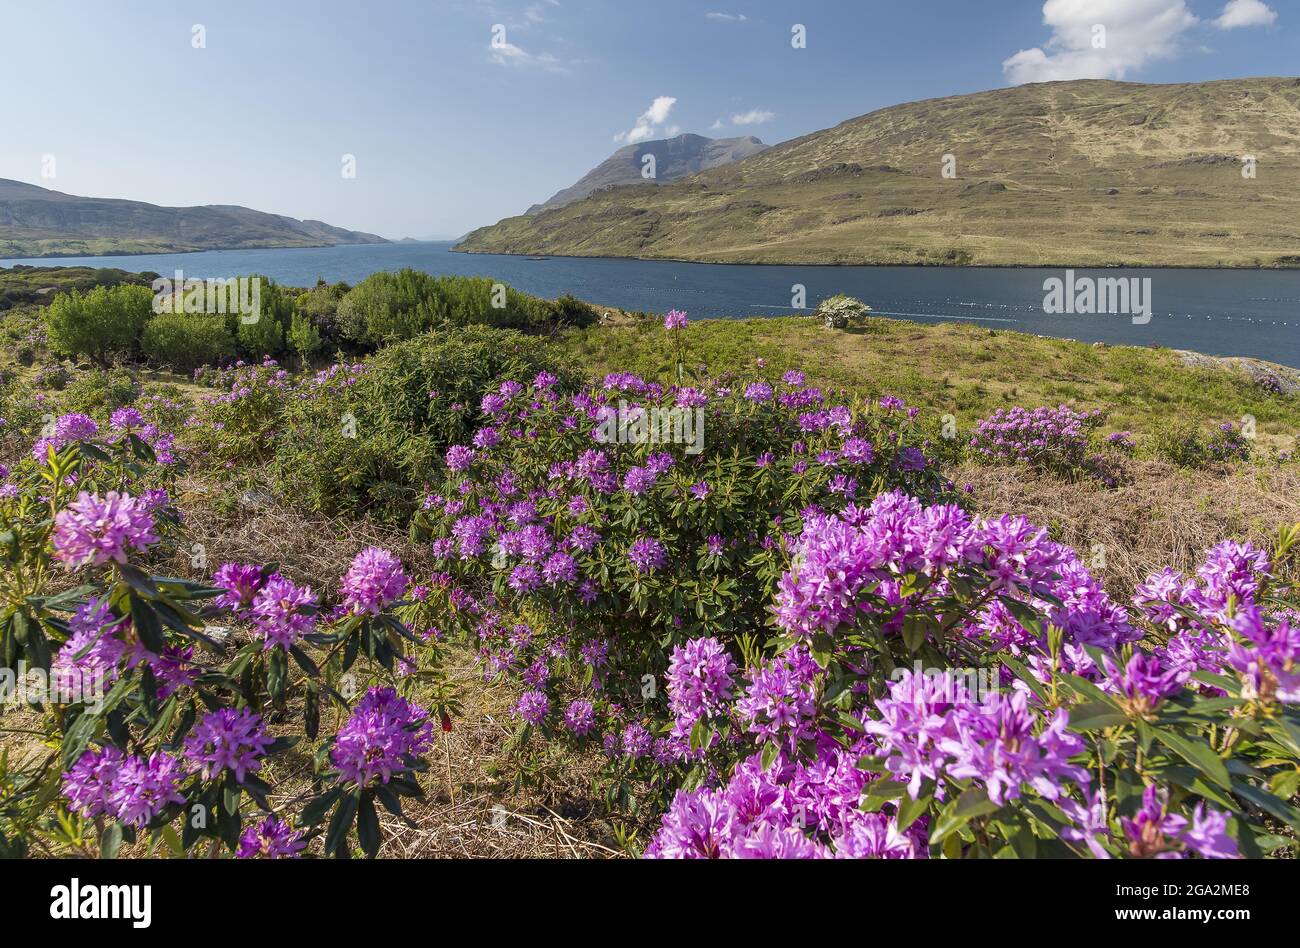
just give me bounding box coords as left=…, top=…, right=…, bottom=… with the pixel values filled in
left=4, top=242, right=1298, bottom=366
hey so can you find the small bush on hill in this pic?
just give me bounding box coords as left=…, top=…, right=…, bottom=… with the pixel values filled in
left=969, top=405, right=1106, bottom=479
left=233, top=275, right=295, bottom=360
left=58, top=366, right=141, bottom=416
left=813, top=293, right=871, bottom=329
left=181, top=326, right=569, bottom=521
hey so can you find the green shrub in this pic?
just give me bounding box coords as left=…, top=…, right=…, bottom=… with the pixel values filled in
left=141, top=312, right=235, bottom=372
left=295, top=280, right=351, bottom=348
left=34, top=363, right=71, bottom=390
left=550, top=293, right=598, bottom=327
left=1151, top=419, right=1253, bottom=468
left=269, top=326, right=571, bottom=520
left=336, top=270, right=593, bottom=349
left=58, top=366, right=140, bottom=415
left=336, top=269, right=444, bottom=347
left=233, top=275, right=294, bottom=359
left=44, top=283, right=154, bottom=363
left=287, top=311, right=323, bottom=363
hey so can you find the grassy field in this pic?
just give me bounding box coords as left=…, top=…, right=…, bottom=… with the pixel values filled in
left=459, top=78, right=1300, bottom=267
left=558, top=314, right=1300, bottom=452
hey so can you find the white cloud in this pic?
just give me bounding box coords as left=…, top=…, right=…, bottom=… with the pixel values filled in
left=730, top=108, right=775, bottom=126
left=614, top=96, right=678, bottom=143
left=488, top=38, right=569, bottom=73
left=1214, top=0, right=1277, bottom=29
left=706, top=12, right=748, bottom=21
left=1002, top=0, right=1199, bottom=84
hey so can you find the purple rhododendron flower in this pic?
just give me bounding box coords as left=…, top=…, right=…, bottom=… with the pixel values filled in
left=213, top=562, right=265, bottom=613
left=63, top=746, right=185, bottom=829
left=183, top=707, right=273, bottom=783
left=237, top=816, right=306, bottom=859
left=627, top=537, right=667, bottom=573
left=445, top=444, right=476, bottom=472
left=622, top=722, right=653, bottom=759
left=50, top=598, right=125, bottom=700
left=251, top=574, right=318, bottom=650
left=667, top=637, right=737, bottom=735
left=52, top=491, right=160, bottom=569
left=331, top=687, right=433, bottom=787
left=341, top=546, right=409, bottom=614
left=564, top=699, right=595, bottom=736
left=515, top=688, right=549, bottom=725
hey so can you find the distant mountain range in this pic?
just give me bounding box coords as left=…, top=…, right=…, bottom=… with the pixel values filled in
left=0, top=179, right=387, bottom=258
left=457, top=78, right=1300, bottom=268
left=524, top=133, right=768, bottom=215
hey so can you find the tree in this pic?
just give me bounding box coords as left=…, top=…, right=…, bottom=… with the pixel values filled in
left=288, top=311, right=322, bottom=365
left=45, top=284, right=154, bottom=363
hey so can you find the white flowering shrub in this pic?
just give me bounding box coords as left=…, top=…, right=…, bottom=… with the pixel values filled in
left=813, top=294, right=871, bottom=329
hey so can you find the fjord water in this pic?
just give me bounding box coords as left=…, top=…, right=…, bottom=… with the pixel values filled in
left=5, top=242, right=1298, bottom=367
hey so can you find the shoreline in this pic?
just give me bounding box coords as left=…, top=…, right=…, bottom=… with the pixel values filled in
left=451, top=245, right=1300, bottom=271
left=7, top=240, right=1300, bottom=273
left=0, top=239, right=391, bottom=264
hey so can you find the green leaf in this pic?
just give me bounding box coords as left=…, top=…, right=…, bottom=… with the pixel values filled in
left=100, top=823, right=123, bottom=859
left=299, top=787, right=343, bottom=827
left=304, top=683, right=320, bottom=741
left=931, top=787, right=1001, bottom=844
left=810, top=632, right=833, bottom=669
left=325, top=792, right=359, bottom=857
left=895, top=792, right=931, bottom=833
left=1152, top=729, right=1231, bottom=790
left=357, top=794, right=380, bottom=858
left=1231, top=780, right=1300, bottom=835
left=117, top=565, right=160, bottom=599
left=130, top=596, right=166, bottom=654
left=1065, top=701, right=1129, bottom=732
left=901, top=615, right=929, bottom=653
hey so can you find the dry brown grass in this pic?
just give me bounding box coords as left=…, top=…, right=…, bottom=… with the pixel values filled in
left=956, top=458, right=1300, bottom=599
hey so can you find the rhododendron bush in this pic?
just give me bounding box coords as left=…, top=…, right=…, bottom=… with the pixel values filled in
left=638, top=495, right=1300, bottom=858
left=0, top=419, right=453, bottom=859
left=401, top=327, right=1300, bottom=857
left=413, top=369, right=948, bottom=798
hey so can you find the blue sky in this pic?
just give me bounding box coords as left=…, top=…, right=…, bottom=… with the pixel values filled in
left=0, top=0, right=1291, bottom=238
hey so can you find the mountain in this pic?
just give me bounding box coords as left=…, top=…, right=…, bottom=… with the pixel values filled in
left=0, top=179, right=388, bottom=258
left=456, top=78, right=1300, bottom=268
left=524, top=133, right=768, bottom=214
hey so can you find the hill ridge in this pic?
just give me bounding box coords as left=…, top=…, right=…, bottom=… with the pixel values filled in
left=457, top=77, right=1300, bottom=268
